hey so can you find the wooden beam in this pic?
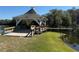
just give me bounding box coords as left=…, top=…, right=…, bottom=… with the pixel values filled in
left=16, top=19, right=22, bottom=26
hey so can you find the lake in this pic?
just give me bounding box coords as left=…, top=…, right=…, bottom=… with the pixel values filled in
left=69, top=43, right=79, bottom=51
left=63, top=37, right=79, bottom=51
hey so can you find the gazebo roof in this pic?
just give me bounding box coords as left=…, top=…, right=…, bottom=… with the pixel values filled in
left=14, top=8, right=41, bottom=19
left=13, top=8, right=48, bottom=26
left=25, top=8, right=37, bottom=14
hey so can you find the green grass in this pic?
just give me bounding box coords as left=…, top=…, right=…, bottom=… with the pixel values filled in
left=0, top=32, right=76, bottom=52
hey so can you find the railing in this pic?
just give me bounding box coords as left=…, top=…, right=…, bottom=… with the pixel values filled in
left=47, top=27, right=73, bottom=30
left=4, top=27, right=15, bottom=30
left=4, top=26, right=15, bottom=33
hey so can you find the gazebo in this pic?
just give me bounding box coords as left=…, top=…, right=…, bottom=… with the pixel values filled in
left=13, top=8, right=48, bottom=33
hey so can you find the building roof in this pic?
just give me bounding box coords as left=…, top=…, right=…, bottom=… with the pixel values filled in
left=25, top=8, right=37, bottom=14
left=13, top=8, right=48, bottom=26
left=14, top=8, right=40, bottom=19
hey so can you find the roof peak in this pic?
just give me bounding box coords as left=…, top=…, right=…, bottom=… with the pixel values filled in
left=26, top=7, right=37, bottom=14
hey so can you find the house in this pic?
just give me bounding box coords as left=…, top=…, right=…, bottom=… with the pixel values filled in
left=13, top=8, right=48, bottom=34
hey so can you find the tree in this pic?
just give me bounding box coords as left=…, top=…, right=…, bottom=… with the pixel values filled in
left=46, top=9, right=63, bottom=28
left=45, top=13, right=54, bottom=27
left=62, top=11, right=72, bottom=27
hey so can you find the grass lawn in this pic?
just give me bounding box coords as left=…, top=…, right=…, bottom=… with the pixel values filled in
left=0, top=32, right=76, bottom=52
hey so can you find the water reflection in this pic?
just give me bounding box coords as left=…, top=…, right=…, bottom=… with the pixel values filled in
left=61, top=34, right=79, bottom=51
left=69, top=43, right=79, bottom=51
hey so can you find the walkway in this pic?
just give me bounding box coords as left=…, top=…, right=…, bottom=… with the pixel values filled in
left=4, top=32, right=29, bottom=37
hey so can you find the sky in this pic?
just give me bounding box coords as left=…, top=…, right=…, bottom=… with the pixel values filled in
left=0, top=6, right=79, bottom=19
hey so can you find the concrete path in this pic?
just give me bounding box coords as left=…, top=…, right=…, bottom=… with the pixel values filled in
left=4, top=32, right=29, bottom=37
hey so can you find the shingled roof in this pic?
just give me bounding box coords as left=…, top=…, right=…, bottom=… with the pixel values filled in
left=13, top=8, right=48, bottom=26
left=25, top=8, right=37, bottom=14
left=14, top=8, right=40, bottom=19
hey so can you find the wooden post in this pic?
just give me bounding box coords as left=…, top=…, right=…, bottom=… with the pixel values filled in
left=30, top=25, right=35, bottom=36
left=1, top=26, right=5, bottom=35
